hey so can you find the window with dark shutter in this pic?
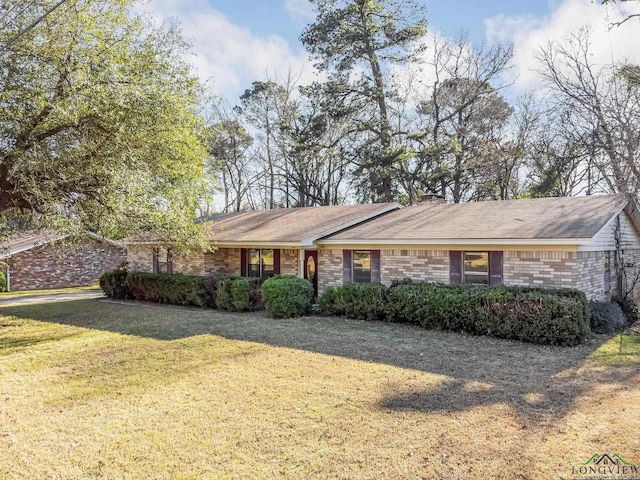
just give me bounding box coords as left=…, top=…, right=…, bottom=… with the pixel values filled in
left=240, top=248, right=247, bottom=277
left=243, top=248, right=278, bottom=278
left=449, top=251, right=462, bottom=285
left=489, top=251, right=503, bottom=286
left=371, top=250, right=381, bottom=283
left=352, top=250, right=372, bottom=283
left=343, top=250, right=352, bottom=283
left=273, top=249, right=281, bottom=275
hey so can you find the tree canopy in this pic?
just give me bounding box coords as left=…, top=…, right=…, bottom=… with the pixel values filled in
left=0, top=0, right=208, bottom=245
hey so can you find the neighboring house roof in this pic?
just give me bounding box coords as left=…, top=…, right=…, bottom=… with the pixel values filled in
left=0, top=230, right=123, bottom=258
left=203, top=203, right=401, bottom=247
left=321, top=195, right=634, bottom=246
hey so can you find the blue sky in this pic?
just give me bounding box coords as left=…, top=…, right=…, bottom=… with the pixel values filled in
left=211, top=0, right=553, bottom=42
left=141, top=0, right=640, bottom=101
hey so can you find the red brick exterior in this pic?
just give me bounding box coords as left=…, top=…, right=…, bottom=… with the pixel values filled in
left=5, top=237, right=126, bottom=291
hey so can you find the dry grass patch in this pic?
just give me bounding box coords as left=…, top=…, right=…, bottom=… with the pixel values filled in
left=0, top=299, right=639, bottom=479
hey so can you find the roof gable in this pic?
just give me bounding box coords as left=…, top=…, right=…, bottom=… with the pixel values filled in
left=205, top=203, right=401, bottom=246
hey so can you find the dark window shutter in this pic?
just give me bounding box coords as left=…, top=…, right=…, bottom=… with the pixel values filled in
left=240, top=248, right=247, bottom=277
left=273, top=249, right=281, bottom=274
left=371, top=250, right=381, bottom=283
left=343, top=250, right=352, bottom=283
left=167, top=249, right=173, bottom=275
left=152, top=248, right=159, bottom=273
left=489, top=251, right=503, bottom=286
left=449, top=251, right=462, bottom=285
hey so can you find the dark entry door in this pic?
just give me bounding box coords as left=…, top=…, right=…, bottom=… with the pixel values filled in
left=304, top=250, right=318, bottom=298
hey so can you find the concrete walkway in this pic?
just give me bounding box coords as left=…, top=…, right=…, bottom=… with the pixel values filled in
left=0, top=291, right=104, bottom=307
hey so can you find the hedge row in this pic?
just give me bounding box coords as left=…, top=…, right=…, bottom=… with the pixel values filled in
left=320, top=282, right=591, bottom=346
left=99, top=269, right=312, bottom=316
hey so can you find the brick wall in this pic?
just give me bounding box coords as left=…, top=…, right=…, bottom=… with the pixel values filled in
left=126, top=245, right=152, bottom=272
left=280, top=249, right=299, bottom=276
left=320, top=248, right=611, bottom=299
left=8, top=238, right=126, bottom=291
left=318, top=249, right=343, bottom=295
left=204, top=248, right=241, bottom=276
left=381, top=249, right=449, bottom=285
left=502, top=250, right=576, bottom=290
left=173, top=250, right=205, bottom=276
left=576, top=251, right=611, bottom=301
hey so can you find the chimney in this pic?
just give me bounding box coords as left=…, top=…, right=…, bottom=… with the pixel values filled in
left=416, top=194, right=447, bottom=205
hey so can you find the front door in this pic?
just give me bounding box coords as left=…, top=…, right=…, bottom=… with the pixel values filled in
left=304, top=250, right=318, bottom=298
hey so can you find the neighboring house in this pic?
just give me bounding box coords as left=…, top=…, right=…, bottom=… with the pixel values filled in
left=318, top=195, right=640, bottom=301
left=124, top=195, right=640, bottom=301
left=0, top=231, right=126, bottom=291
left=125, top=203, right=401, bottom=294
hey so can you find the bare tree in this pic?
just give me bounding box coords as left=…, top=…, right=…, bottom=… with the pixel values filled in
left=536, top=28, right=640, bottom=196
left=412, top=34, right=514, bottom=202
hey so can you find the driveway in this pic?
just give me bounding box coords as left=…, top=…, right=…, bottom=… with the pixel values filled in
left=0, top=291, right=104, bottom=307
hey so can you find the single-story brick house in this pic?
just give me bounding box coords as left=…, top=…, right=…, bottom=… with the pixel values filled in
left=316, top=195, right=640, bottom=301
left=126, top=203, right=401, bottom=294
left=0, top=231, right=126, bottom=291
left=125, top=195, right=640, bottom=301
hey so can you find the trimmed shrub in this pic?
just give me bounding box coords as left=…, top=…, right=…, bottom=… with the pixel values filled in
left=0, top=271, right=6, bottom=293
left=324, top=281, right=591, bottom=346
left=99, top=267, right=129, bottom=299
left=262, top=275, right=313, bottom=318
left=231, top=278, right=250, bottom=311
left=589, top=300, right=628, bottom=334
left=321, top=283, right=387, bottom=321
left=215, top=278, right=234, bottom=311
left=126, top=272, right=205, bottom=307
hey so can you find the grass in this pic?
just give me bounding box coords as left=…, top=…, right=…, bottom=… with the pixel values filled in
left=0, top=285, right=100, bottom=297
left=1, top=299, right=639, bottom=479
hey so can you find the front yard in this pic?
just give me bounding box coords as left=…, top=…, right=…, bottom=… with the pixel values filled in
left=1, top=298, right=639, bottom=479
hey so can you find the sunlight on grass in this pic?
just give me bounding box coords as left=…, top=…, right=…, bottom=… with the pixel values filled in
left=0, top=285, right=100, bottom=297
left=1, top=299, right=640, bottom=479
left=588, top=332, right=640, bottom=366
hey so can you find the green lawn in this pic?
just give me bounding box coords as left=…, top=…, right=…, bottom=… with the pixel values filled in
left=1, top=299, right=639, bottom=479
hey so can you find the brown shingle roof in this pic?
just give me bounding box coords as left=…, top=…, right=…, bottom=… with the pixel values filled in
left=205, top=203, right=400, bottom=245
left=323, top=195, right=631, bottom=243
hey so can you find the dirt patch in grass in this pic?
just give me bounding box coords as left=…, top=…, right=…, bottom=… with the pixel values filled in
left=1, top=299, right=639, bottom=479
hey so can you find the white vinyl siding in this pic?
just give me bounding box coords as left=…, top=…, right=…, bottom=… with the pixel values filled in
left=579, top=212, right=640, bottom=251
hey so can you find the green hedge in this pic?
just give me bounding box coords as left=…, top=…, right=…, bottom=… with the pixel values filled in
left=321, top=282, right=591, bottom=346
left=261, top=275, right=313, bottom=318
left=99, top=267, right=129, bottom=299
left=320, top=283, right=387, bottom=321
left=126, top=272, right=206, bottom=307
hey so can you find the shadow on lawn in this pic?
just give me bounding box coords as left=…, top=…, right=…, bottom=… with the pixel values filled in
left=2, top=297, right=638, bottom=426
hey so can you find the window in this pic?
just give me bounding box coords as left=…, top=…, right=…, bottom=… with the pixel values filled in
left=153, top=247, right=173, bottom=274
left=352, top=250, right=371, bottom=283
left=342, top=250, right=381, bottom=284
left=450, top=251, right=502, bottom=286
left=247, top=249, right=275, bottom=279
left=463, top=252, right=489, bottom=285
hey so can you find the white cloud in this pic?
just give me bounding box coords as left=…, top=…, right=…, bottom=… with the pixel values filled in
left=485, top=0, right=640, bottom=92
left=139, top=0, right=315, bottom=101
left=284, top=0, right=316, bottom=25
